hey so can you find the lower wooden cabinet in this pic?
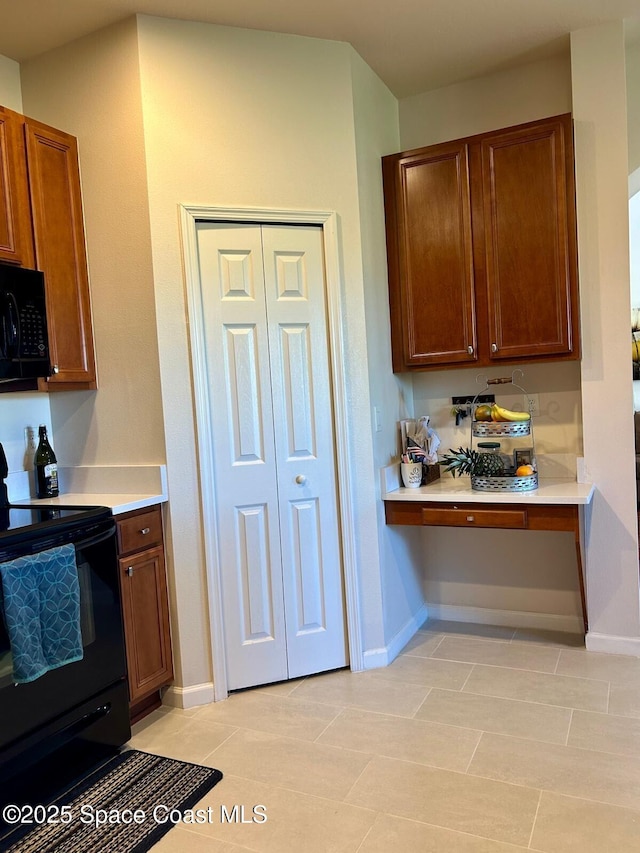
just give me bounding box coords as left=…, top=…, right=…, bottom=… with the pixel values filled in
left=116, top=505, right=173, bottom=719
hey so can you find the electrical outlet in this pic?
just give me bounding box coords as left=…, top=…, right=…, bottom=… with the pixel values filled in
left=24, top=426, right=36, bottom=471
left=25, top=426, right=36, bottom=453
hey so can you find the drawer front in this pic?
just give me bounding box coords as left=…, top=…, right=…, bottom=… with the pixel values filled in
left=117, top=507, right=163, bottom=554
left=421, top=507, right=527, bottom=529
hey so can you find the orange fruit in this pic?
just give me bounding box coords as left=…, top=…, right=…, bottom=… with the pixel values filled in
left=516, top=464, right=534, bottom=476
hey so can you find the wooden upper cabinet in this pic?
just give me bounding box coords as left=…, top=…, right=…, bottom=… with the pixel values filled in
left=383, top=114, right=579, bottom=371
left=481, top=115, right=578, bottom=361
left=384, top=141, right=477, bottom=368
left=0, top=107, right=35, bottom=268
left=25, top=118, right=97, bottom=388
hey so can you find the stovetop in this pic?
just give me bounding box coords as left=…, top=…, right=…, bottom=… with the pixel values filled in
left=0, top=504, right=112, bottom=537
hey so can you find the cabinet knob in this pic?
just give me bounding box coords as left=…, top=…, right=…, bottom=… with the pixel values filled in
left=491, top=343, right=498, bottom=353
left=126, top=566, right=134, bottom=577
left=140, top=527, right=150, bottom=535
left=51, top=364, right=59, bottom=374
left=466, top=515, right=475, bottom=522
left=467, top=346, right=474, bottom=355
left=295, top=475, right=307, bottom=485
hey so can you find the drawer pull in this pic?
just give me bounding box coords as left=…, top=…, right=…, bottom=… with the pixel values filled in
left=140, top=527, right=151, bottom=535
left=126, top=566, right=134, bottom=577
left=466, top=515, right=475, bottom=522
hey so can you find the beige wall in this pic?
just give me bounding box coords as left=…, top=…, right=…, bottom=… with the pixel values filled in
left=627, top=38, right=640, bottom=189
left=134, top=16, right=402, bottom=682
left=400, top=55, right=572, bottom=151
left=572, top=22, right=640, bottom=643
left=398, top=54, right=584, bottom=623
left=349, top=50, right=426, bottom=646
left=0, top=53, right=22, bottom=112
left=20, top=18, right=165, bottom=472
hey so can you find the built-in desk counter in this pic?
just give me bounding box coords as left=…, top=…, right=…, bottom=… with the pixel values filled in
left=383, top=474, right=595, bottom=630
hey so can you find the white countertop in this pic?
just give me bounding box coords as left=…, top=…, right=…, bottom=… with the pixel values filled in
left=8, top=465, right=168, bottom=515
left=21, top=492, right=166, bottom=515
left=384, top=476, right=595, bottom=505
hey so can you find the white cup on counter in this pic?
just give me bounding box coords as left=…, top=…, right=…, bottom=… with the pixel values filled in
left=400, top=462, right=422, bottom=488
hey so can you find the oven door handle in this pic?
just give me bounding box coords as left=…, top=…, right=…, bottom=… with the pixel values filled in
left=74, top=520, right=116, bottom=551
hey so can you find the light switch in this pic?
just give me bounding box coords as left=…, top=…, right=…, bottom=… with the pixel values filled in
left=373, top=407, right=382, bottom=433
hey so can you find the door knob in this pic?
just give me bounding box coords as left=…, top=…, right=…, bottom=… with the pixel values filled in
left=295, top=475, right=307, bottom=485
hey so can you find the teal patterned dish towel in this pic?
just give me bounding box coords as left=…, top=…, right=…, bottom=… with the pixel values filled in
left=0, top=543, right=83, bottom=683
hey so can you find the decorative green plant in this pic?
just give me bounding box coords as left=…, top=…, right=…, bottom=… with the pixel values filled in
left=438, top=447, right=504, bottom=477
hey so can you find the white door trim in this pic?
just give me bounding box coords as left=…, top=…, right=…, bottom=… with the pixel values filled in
left=179, top=204, right=363, bottom=700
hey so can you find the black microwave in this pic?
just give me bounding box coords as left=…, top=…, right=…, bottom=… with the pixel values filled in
left=0, top=264, right=50, bottom=382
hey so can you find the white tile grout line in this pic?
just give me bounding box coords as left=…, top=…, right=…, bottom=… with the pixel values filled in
left=312, top=708, right=346, bottom=743
left=341, top=755, right=377, bottom=803
left=463, top=729, right=484, bottom=774
left=526, top=789, right=544, bottom=850
left=459, top=664, right=476, bottom=693
left=353, top=814, right=380, bottom=853
left=410, top=686, right=433, bottom=719
left=565, top=708, right=574, bottom=746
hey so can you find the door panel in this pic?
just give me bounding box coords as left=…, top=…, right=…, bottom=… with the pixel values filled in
left=279, top=324, right=315, bottom=458
left=385, top=141, right=477, bottom=366
left=235, top=503, right=277, bottom=640
left=224, top=324, right=265, bottom=463
left=198, top=223, right=287, bottom=690
left=262, top=224, right=348, bottom=678
left=289, top=498, right=325, bottom=631
left=481, top=116, right=574, bottom=359
left=197, top=222, right=347, bottom=690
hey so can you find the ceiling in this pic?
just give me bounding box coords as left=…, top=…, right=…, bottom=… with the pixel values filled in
left=1, top=0, right=640, bottom=97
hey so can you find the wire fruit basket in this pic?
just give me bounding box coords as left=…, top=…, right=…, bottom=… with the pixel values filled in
left=470, top=372, right=537, bottom=492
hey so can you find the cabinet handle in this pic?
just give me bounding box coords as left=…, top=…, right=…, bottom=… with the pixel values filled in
left=467, top=346, right=474, bottom=355
left=295, top=475, right=307, bottom=485
left=466, top=515, right=475, bottom=522
left=126, top=566, right=134, bottom=576
left=140, top=527, right=150, bottom=535
left=51, top=364, right=60, bottom=374
left=491, top=343, right=498, bottom=353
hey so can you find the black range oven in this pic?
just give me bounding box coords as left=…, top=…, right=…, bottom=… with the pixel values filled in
left=0, top=504, right=130, bottom=796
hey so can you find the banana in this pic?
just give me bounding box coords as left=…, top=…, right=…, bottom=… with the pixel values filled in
left=491, top=403, right=531, bottom=422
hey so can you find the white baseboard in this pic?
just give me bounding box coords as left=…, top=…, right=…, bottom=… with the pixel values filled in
left=586, top=632, right=640, bottom=657
left=363, top=602, right=429, bottom=670
left=426, top=603, right=584, bottom=634
left=162, top=682, right=215, bottom=709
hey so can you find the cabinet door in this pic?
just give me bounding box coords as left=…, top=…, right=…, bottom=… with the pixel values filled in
left=119, top=546, right=173, bottom=704
left=480, top=115, right=578, bottom=361
left=0, top=107, right=34, bottom=268
left=24, top=118, right=97, bottom=388
left=383, top=141, right=477, bottom=368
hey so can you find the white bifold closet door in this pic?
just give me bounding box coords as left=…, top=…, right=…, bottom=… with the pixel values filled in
left=197, top=222, right=348, bottom=690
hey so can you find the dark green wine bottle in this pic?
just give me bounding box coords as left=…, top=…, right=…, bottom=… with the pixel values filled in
left=35, top=424, right=59, bottom=499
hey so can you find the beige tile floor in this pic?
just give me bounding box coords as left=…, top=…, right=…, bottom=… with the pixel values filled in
left=128, top=620, right=640, bottom=852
